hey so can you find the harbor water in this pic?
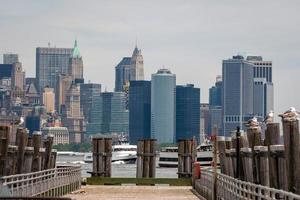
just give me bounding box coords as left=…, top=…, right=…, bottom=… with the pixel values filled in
left=56, top=154, right=178, bottom=178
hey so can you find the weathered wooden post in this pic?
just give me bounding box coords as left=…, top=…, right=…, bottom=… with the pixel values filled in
left=104, top=138, right=112, bottom=177
left=224, top=137, right=232, bottom=176
left=23, top=147, right=34, bottom=173
left=136, top=140, right=144, bottom=178
left=16, top=128, right=28, bottom=174
left=32, top=132, right=42, bottom=172
left=270, top=145, right=288, bottom=191
left=282, top=120, right=300, bottom=193
left=229, top=148, right=236, bottom=177
left=0, top=126, right=10, bottom=176
left=255, top=146, right=270, bottom=186
left=240, top=147, right=254, bottom=182
left=4, top=145, right=18, bottom=175
left=149, top=139, right=156, bottom=178
left=44, top=134, right=54, bottom=170
left=92, top=138, right=98, bottom=176
left=247, top=127, right=261, bottom=184
left=50, top=149, right=57, bottom=169
left=178, top=139, right=185, bottom=178
left=27, top=136, right=33, bottom=147
left=217, top=136, right=226, bottom=174
left=40, top=148, right=46, bottom=170
left=143, top=140, right=150, bottom=178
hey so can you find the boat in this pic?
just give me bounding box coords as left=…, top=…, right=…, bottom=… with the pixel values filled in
left=57, top=151, right=85, bottom=156
left=158, top=143, right=217, bottom=168
left=83, top=143, right=137, bottom=164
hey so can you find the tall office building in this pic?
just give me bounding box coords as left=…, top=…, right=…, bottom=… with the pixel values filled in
left=42, top=87, right=55, bottom=113
left=176, top=84, right=200, bottom=142
left=36, top=46, right=72, bottom=92
left=56, top=74, right=72, bottom=113
left=80, top=83, right=102, bottom=123
left=87, top=92, right=129, bottom=135
left=222, top=55, right=254, bottom=136
left=61, top=83, right=86, bottom=143
left=129, top=81, right=151, bottom=145
left=151, top=69, right=176, bottom=144
left=246, top=56, right=273, bottom=117
left=200, top=103, right=210, bottom=138
left=68, top=40, right=84, bottom=83
left=115, top=57, right=131, bottom=92
left=3, top=53, right=19, bottom=64
left=130, top=45, right=144, bottom=81
left=209, top=76, right=223, bottom=135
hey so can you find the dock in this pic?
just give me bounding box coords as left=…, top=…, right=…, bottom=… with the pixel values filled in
left=65, top=185, right=199, bottom=200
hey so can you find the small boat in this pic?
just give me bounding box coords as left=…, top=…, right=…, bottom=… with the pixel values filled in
left=57, top=151, right=85, bottom=156
left=158, top=143, right=218, bottom=168
left=83, top=143, right=137, bottom=164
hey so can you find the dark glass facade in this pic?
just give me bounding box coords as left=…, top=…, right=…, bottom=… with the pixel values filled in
left=115, top=57, right=131, bottom=92
left=209, top=81, right=222, bottom=107
left=176, top=84, right=200, bottom=142
left=0, top=64, right=13, bottom=79
left=25, top=116, right=41, bottom=135
left=129, top=81, right=151, bottom=145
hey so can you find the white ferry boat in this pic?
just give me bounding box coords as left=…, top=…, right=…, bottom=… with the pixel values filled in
left=57, top=151, right=85, bottom=156
left=158, top=143, right=217, bottom=168
left=83, top=144, right=137, bottom=164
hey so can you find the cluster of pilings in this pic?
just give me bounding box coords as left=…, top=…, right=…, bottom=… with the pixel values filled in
left=0, top=125, right=57, bottom=176
left=92, top=137, right=112, bottom=177
left=178, top=139, right=197, bottom=178
left=218, top=120, right=300, bottom=194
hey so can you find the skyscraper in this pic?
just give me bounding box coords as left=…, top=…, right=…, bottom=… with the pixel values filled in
left=247, top=56, right=273, bottom=117
left=209, top=76, right=223, bottom=135
left=80, top=83, right=101, bottom=123
left=3, top=53, right=19, bottom=64
left=129, top=81, right=151, bottom=145
left=56, top=74, right=72, bottom=113
left=42, top=87, right=55, bottom=113
left=151, top=69, right=176, bottom=144
left=87, top=92, right=129, bottom=135
left=222, top=55, right=254, bottom=135
left=36, top=46, right=72, bottom=92
left=176, top=84, right=200, bottom=142
left=115, top=57, right=131, bottom=92
left=68, top=40, right=84, bottom=83
left=200, top=103, right=210, bottom=138
left=130, top=45, right=144, bottom=81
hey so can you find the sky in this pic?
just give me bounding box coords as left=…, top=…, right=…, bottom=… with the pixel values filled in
left=0, top=0, right=300, bottom=116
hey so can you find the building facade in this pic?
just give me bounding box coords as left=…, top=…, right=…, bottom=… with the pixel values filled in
left=56, top=74, right=73, bottom=113
left=130, top=46, right=144, bottom=81
left=209, top=76, right=223, bottom=135
left=36, top=47, right=72, bottom=92
left=3, top=53, right=19, bottom=64
left=80, top=83, right=102, bottom=123
left=176, top=84, right=200, bottom=142
left=129, top=81, right=151, bottom=145
left=222, top=55, right=254, bottom=136
left=42, top=127, right=69, bottom=145
left=42, top=87, right=55, bottom=113
left=115, top=57, right=131, bottom=92
left=68, top=40, right=84, bottom=83
left=151, top=69, right=176, bottom=144
left=87, top=92, right=129, bottom=135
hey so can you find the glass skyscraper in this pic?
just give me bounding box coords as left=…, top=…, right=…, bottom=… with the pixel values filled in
left=209, top=76, right=223, bottom=135
left=87, top=92, right=129, bottom=135
left=115, top=57, right=131, bottom=92
left=222, top=55, right=254, bottom=136
left=151, top=69, right=176, bottom=144
left=176, top=84, right=200, bottom=142
left=129, top=80, right=151, bottom=145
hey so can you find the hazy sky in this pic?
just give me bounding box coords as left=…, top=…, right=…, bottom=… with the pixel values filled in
left=1, top=0, right=300, bottom=116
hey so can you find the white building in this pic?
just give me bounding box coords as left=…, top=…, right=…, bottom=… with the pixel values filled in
left=151, top=69, right=176, bottom=144
left=42, top=127, right=69, bottom=145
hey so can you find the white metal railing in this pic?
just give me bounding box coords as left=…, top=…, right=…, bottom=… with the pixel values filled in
left=1, top=165, right=81, bottom=197
left=194, top=167, right=300, bottom=200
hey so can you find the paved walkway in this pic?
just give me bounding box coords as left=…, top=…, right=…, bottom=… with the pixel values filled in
left=66, top=185, right=199, bottom=200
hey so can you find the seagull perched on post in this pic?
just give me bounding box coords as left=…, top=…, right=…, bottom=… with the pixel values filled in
left=263, top=110, right=274, bottom=124
left=278, top=107, right=300, bottom=121
left=245, top=116, right=260, bottom=128
left=11, top=116, right=24, bottom=126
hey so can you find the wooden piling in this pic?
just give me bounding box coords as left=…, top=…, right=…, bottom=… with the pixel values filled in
left=50, top=149, right=57, bottom=169
left=225, top=149, right=234, bottom=177
left=225, top=137, right=232, bottom=150
left=270, top=145, right=288, bottom=190
left=32, top=132, right=42, bottom=172
left=256, top=146, right=270, bottom=186
left=136, top=140, right=144, bottom=178
left=104, top=138, right=112, bottom=177
left=184, top=140, right=192, bottom=175
left=23, top=147, right=34, bottom=173
left=178, top=140, right=185, bottom=178
left=217, top=136, right=226, bottom=174
left=247, top=128, right=261, bottom=149
left=240, top=147, right=254, bottom=183
left=282, top=120, right=300, bottom=193
left=149, top=139, right=156, bottom=178
left=98, top=138, right=105, bottom=176
left=4, top=145, right=18, bottom=176
left=143, top=140, right=150, bottom=178
left=265, top=123, right=280, bottom=147
left=92, top=138, right=98, bottom=176
left=16, top=128, right=28, bottom=174
left=44, top=135, right=54, bottom=170
left=40, top=148, right=46, bottom=170
left=0, top=126, right=10, bottom=176
left=229, top=148, right=236, bottom=178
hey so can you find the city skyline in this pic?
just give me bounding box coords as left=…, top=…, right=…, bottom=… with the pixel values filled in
left=1, top=1, right=300, bottom=116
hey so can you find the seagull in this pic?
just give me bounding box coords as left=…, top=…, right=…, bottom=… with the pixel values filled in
left=263, top=110, right=274, bottom=124
left=278, top=107, right=300, bottom=121
left=11, top=116, right=24, bottom=126
left=245, top=116, right=260, bottom=128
